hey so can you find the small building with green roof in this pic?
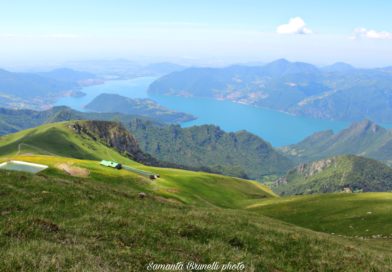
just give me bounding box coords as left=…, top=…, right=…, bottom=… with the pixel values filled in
left=100, top=160, right=122, bottom=169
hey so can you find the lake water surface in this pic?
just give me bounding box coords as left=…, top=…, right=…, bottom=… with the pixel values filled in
left=55, top=77, right=350, bottom=146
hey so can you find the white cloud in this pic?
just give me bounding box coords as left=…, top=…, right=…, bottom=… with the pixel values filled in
left=351, top=28, right=392, bottom=40
left=276, top=17, right=312, bottom=35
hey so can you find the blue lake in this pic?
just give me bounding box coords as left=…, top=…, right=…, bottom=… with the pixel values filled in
left=55, top=77, right=350, bottom=146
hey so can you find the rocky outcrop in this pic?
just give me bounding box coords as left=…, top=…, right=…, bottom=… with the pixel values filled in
left=274, top=155, right=392, bottom=195
left=70, top=121, right=159, bottom=165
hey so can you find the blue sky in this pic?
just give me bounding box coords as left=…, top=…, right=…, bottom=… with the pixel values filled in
left=1, top=0, right=392, bottom=67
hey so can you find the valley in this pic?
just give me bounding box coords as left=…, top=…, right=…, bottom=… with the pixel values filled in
left=54, top=76, right=351, bottom=146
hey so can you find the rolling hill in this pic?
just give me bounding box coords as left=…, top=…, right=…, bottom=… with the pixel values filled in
left=1, top=121, right=392, bottom=271
left=249, top=193, right=392, bottom=238
left=148, top=59, right=392, bottom=123
left=273, top=155, right=392, bottom=195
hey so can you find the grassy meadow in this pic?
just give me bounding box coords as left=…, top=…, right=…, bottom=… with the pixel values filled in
left=0, top=122, right=391, bottom=271
left=248, top=193, right=392, bottom=238
left=0, top=158, right=391, bottom=271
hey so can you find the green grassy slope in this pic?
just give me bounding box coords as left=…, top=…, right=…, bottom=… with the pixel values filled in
left=3, top=155, right=274, bottom=209
left=0, top=122, right=140, bottom=165
left=0, top=120, right=275, bottom=208
left=1, top=166, right=391, bottom=271
left=249, top=193, right=392, bottom=238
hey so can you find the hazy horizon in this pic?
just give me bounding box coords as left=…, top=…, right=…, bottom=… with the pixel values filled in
left=1, top=0, right=392, bottom=69
left=4, top=57, right=392, bottom=73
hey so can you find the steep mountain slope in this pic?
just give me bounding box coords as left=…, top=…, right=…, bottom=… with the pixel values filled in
left=148, top=59, right=392, bottom=122
left=128, top=119, right=293, bottom=179
left=85, top=93, right=196, bottom=123
left=273, top=155, right=392, bottom=195
left=280, top=120, right=392, bottom=165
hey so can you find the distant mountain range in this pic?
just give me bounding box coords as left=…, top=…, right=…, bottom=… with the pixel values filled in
left=85, top=93, right=196, bottom=123
left=280, top=119, right=392, bottom=167
left=0, top=62, right=185, bottom=110
left=274, top=155, right=392, bottom=195
left=37, top=68, right=97, bottom=84
left=148, top=59, right=392, bottom=123
left=65, top=60, right=185, bottom=79
left=0, top=68, right=98, bottom=110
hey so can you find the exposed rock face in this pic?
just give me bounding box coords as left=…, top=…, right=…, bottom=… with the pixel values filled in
left=274, top=158, right=334, bottom=187
left=296, top=158, right=334, bottom=177
left=274, top=176, right=288, bottom=186
left=70, top=121, right=159, bottom=165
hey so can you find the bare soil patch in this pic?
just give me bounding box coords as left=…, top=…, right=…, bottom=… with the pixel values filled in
left=57, top=163, right=89, bottom=177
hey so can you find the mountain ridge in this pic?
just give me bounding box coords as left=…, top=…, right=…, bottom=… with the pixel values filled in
left=280, top=119, right=392, bottom=166
left=148, top=59, right=392, bottom=123
left=128, top=119, right=294, bottom=179
left=273, top=155, right=392, bottom=195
